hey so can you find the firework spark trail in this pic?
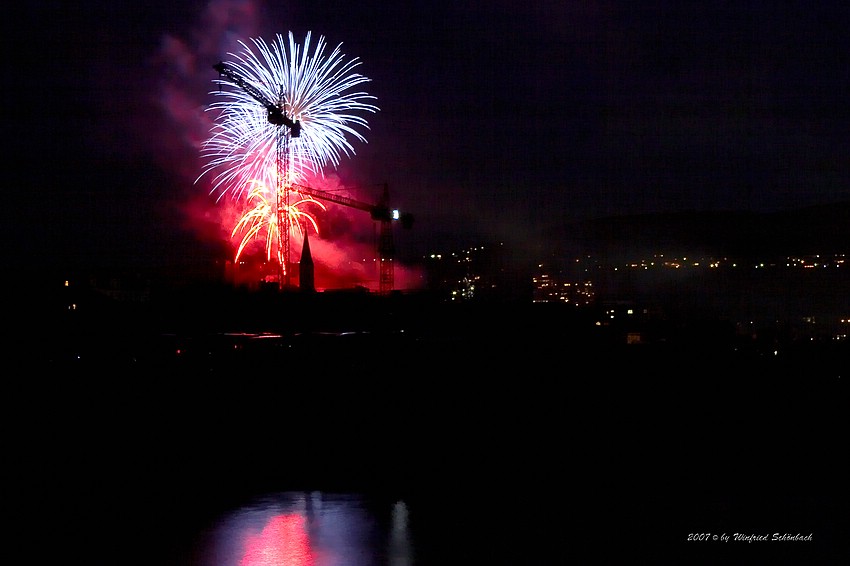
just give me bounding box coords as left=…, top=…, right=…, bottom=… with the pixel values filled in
left=198, top=31, right=379, bottom=202
left=231, top=180, right=325, bottom=263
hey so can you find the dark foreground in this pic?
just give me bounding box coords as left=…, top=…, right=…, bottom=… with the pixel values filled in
left=8, top=297, right=847, bottom=565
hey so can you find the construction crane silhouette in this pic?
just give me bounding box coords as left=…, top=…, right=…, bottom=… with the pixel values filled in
left=292, top=183, right=414, bottom=294
left=213, top=61, right=301, bottom=289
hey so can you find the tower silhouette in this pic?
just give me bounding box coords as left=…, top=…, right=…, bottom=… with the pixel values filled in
left=299, top=230, right=315, bottom=293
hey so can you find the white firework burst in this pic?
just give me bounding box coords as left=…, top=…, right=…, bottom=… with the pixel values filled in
left=198, top=31, right=379, bottom=201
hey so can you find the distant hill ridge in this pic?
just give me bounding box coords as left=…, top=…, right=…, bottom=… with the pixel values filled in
left=558, top=201, right=849, bottom=258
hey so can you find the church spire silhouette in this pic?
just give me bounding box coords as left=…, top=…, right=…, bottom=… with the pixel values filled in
left=299, top=230, right=315, bottom=293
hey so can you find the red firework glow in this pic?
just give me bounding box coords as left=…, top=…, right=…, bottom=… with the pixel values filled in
left=222, top=173, right=423, bottom=292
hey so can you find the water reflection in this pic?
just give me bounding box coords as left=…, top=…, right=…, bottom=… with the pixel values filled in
left=195, top=492, right=411, bottom=566
left=241, top=513, right=311, bottom=566
left=389, top=501, right=412, bottom=566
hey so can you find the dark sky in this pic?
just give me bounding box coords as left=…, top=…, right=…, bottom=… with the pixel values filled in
left=6, top=1, right=850, bottom=285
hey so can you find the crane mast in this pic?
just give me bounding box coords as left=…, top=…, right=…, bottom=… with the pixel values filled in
left=214, top=62, right=302, bottom=288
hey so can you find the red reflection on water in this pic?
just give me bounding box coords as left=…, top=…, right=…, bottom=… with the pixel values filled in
left=240, top=513, right=313, bottom=566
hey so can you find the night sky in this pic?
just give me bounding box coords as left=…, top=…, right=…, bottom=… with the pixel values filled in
left=6, top=1, right=850, bottom=285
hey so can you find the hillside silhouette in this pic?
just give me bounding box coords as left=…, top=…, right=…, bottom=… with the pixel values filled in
left=555, top=200, right=849, bottom=259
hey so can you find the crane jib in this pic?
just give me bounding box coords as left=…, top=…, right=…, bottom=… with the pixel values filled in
left=213, top=62, right=301, bottom=137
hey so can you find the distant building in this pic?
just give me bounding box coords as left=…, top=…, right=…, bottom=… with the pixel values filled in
left=531, top=264, right=595, bottom=306
left=423, top=242, right=529, bottom=302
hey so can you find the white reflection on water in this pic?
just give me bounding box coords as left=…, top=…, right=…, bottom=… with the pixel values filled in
left=194, top=492, right=411, bottom=566
left=388, top=501, right=411, bottom=566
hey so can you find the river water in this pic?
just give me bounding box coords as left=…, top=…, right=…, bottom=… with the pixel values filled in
left=188, top=492, right=413, bottom=566
left=10, top=329, right=846, bottom=565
